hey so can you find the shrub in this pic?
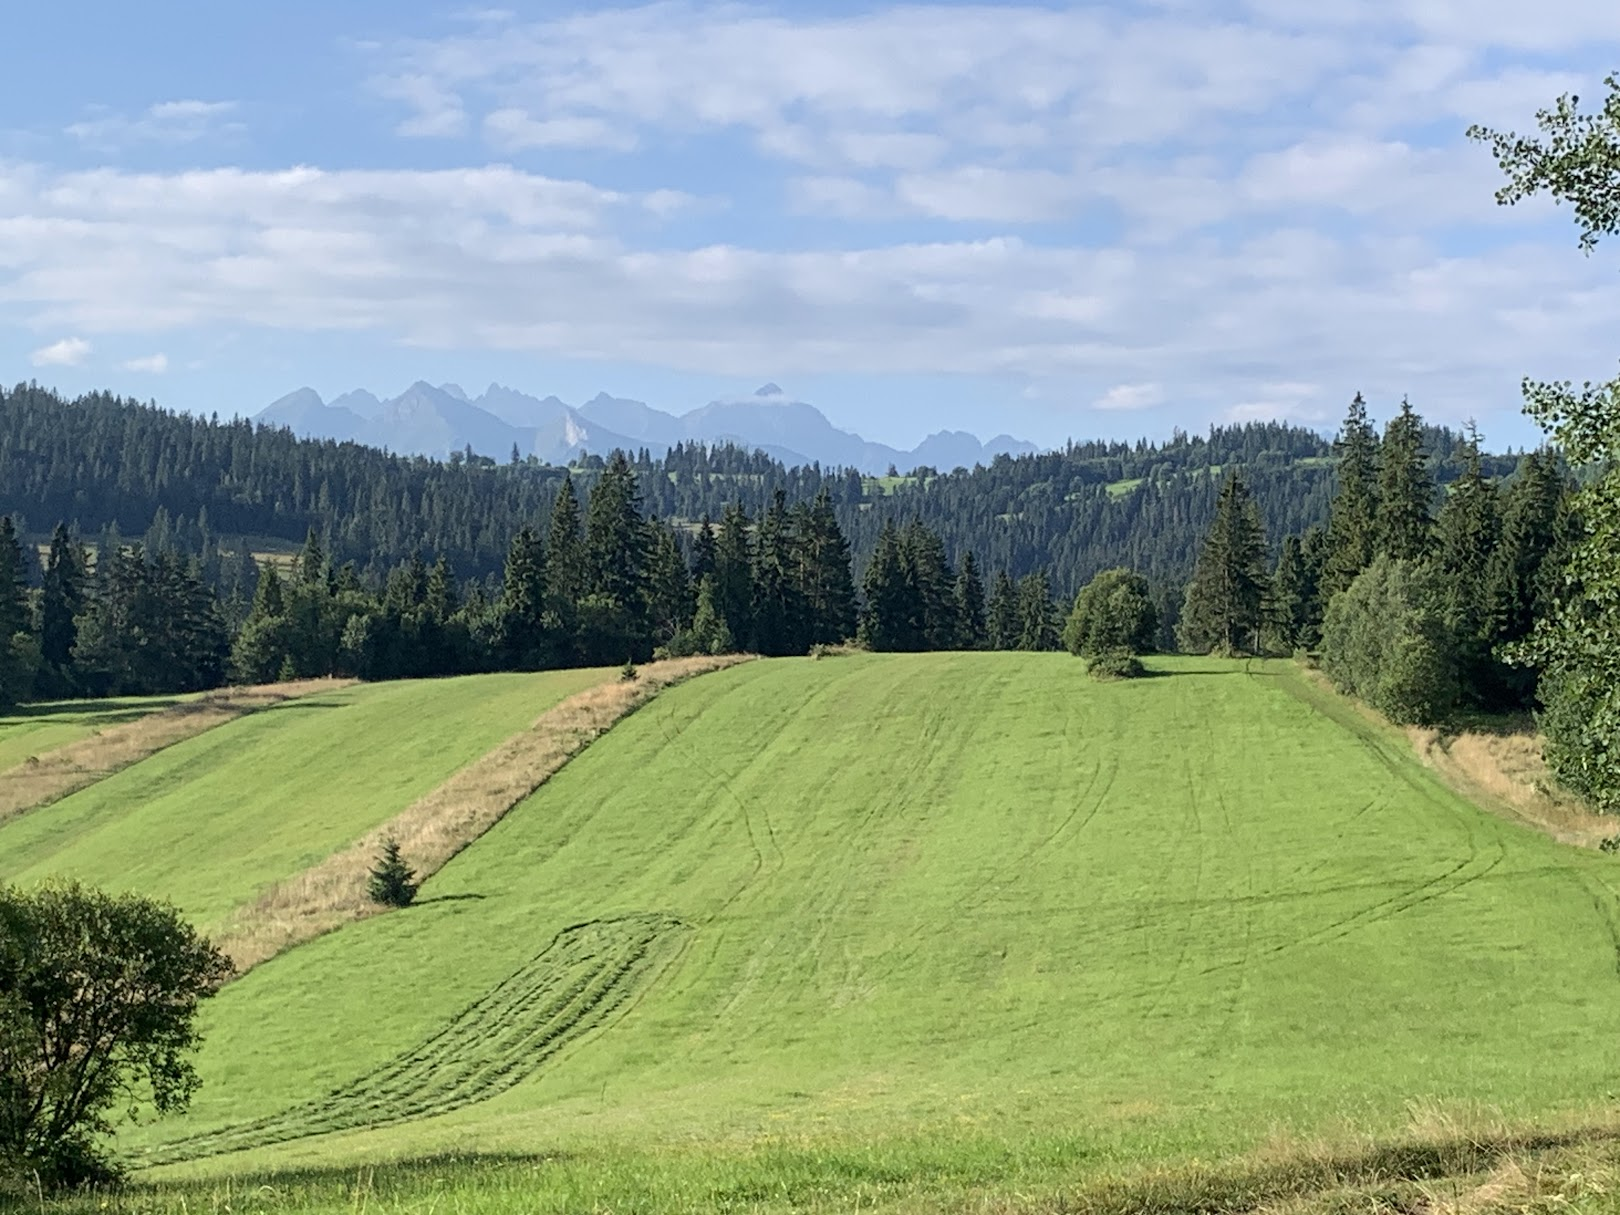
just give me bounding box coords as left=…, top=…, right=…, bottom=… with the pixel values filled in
left=1086, top=648, right=1146, bottom=680
left=1064, top=569, right=1158, bottom=660
left=0, top=882, right=231, bottom=1190
left=620, top=659, right=639, bottom=682
left=367, top=837, right=417, bottom=907
left=1320, top=556, right=1460, bottom=726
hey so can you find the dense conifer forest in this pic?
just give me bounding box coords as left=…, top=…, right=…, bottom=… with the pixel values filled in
left=1, top=377, right=1603, bottom=804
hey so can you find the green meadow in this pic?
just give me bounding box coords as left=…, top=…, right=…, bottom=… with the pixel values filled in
left=13, top=653, right=1620, bottom=1211
left=0, top=668, right=608, bottom=926
left=0, top=693, right=193, bottom=772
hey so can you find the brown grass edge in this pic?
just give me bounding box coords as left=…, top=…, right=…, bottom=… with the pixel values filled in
left=213, top=654, right=755, bottom=976
left=0, top=679, right=357, bottom=827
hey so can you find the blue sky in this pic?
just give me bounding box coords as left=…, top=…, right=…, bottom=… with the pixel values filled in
left=5, top=1, right=1620, bottom=451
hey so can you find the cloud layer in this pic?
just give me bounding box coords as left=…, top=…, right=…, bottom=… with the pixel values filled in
left=5, top=2, right=1620, bottom=435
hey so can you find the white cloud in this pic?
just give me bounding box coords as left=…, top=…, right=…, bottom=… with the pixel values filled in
left=121, top=353, right=168, bottom=373
left=1095, top=383, right=1165, bottom=411
left=30, top=337, right=91, bottom=366
left=483, top=108, right=634, bottom=151
left=66, top=100, right=240, bottom=147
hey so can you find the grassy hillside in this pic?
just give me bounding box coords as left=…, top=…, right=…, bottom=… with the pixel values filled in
left=0, top=669, right=609, bottom=927
left=0, top=693, right=193, bottom=772
left=95, top=652, right=1620, bottom=1212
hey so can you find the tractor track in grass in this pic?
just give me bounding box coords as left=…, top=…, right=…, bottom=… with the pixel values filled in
left=144, top=913, right=689, bottom=1165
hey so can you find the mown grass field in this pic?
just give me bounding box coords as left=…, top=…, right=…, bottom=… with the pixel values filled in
left=0, top=669, right=608, bottom=928
left=0, top=693, right=192, bottom=772
left=24, top=652, right=1609, bottom=1213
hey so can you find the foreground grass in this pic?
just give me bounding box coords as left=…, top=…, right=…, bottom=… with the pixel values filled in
left=0, top=669, right=608, bottom=926
left=110, top=654, right=1620, bottom=1184
left=38, top=1117, right=1620, bottom=1213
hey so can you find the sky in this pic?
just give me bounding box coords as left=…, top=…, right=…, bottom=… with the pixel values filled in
left=4, top=1, right=1619, bottom=452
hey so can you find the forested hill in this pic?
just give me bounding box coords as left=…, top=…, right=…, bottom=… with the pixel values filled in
left=0, top=381, right=1514, bottom=597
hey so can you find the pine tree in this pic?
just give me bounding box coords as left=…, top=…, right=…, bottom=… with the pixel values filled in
left=713, top=501, right=755, bottom=649
left=1434, top=425, right=1502, bottom=698
left=1376, top=398, right=1434, bottom=563
left=645, top=519, right=695, bottom=647
left=1178, top=473, right=1269, bottom=655
left=1267, top=534, right=1311, bottom=653
left=0, top=516, right=35, bottom=705
left=797, top=489, right=857, bottom=645
left=901, top=520, right=957, bottom=650
left=367, top=837, right=417, bottom=907
left=545, top=474, right=585, bottom=661
left=751, top=489, right=808, bottom=656
left=39, top=523, right=87, bottom=694
left=688, top=574, right=735, bottom=655
left=498, top=525, right=547, bottom=668
left=1014, top=570, right=1060, bottom=651
left=953, top=552, right=987, bottom=649
left=1484, top=449, right=1565, bottom=649
left=986, top=570, right=1019, bottom=650
left=858, top=519, right=913, bottom=651
left=1322, top=393, right=1380, bottom=597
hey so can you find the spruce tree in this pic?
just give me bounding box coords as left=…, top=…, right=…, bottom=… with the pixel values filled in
left=645, top=519, right=695, bottom=647
left=901, top=520, right=957, bottom=650
left=0, top=516, right=35, bottom=705
left=688, top=574, right=735, bottom=655
left=1177, top=473, right=1269, bottom=655
left=1322, top=393, right=1380, bottom=597
left=1376, top=399, right=1434, bottom=562
left=986, top=570, right=1019, bottom=650
left=40, top=523, right=87, bottom=693
left=544, top=474, right=585, bottom=661
left=713, top=501, right=756, bottom=649
left=1434, top=425, right=1502, bottom=698
left=751, top=489, right=808, bottom=656
left=1267, top=534, right=1311, bottom=653
left=858, top=519, right=913, bottom=651
left=1484, top=449, right=1565, bottom=649
left=498, top=526, right=547, bottom=668
left=798, top=489, right=857, bottom=645
left=1014, top=570, right=1060, bottom=651
left=367, top=837, right=417, bottom=907
left=953, top=552, right=987, bottom=649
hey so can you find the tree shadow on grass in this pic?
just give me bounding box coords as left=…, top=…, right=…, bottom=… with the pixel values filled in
left=0, top=696, right=188, bottom=726
left=411, top=892, right=487, bottom=906
left=124, top=1150, right=571, bottom=1199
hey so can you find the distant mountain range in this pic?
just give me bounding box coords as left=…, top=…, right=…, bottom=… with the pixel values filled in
left=256, top=381, right=1039, bottom=474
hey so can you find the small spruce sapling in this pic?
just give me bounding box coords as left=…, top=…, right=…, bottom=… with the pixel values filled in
left=367, top=837, right=417, bottom=907
left=620, top=658, right=639, bottom=682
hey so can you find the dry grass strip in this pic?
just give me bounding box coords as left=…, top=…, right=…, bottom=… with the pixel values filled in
left=0, top=679, right=355, bottom=827
left=1408, top=723, right=1613, bottom=850
left=215, top=654, right=754, bottom=975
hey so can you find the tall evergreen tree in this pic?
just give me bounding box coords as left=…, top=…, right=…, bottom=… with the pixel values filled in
left=1484, top=449, right=1565, bottom=650
left=1014, top=570, right=1060, bottom=652
left=544, top=474, right=585, bottom=660
left=713, top=501, right=756, bottom=649
left=498, top=525, right=547, bottom=668
left=1434, top=425, right=1502, bottom=699
left=953, top=552, right=987, bottom=649
left=901, top=519, right=957, bottom=650
left=986, top=570, right=1019, bottom=651
left=1376, top=398, right=1434, bottom=563
left=645, top=519, right=695, bottom=647
left=581, top=451, right=652, bottom=662
left=797, top=489, right=857, bottom=645
left=1178, top=473, right=1269, bottom=655
left=1267, top=534, right=1312, bottom=654
left=0, top=516, right=35, bottom=705
left=1322, top=393, right=1381, bottom=597
left=858, top=519, right=914, bottom=651
left=751, top=489, right=808, bottom=656
left=39, top=523, right=86, bottom=693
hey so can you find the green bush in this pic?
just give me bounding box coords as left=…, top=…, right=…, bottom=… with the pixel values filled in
left=1085, top=648, right=1146, bottom=680
left=1320, top=556, right=1460, bottom=726
left=1064, top=569, right=1158, bottom=660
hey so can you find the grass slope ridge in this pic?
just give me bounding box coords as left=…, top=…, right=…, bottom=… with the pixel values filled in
left=216, top=654, right=751, bottom=972
left=0, top=680, right=350, bottom=824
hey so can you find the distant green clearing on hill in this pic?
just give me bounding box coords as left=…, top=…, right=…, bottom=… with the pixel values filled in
left=0, top=669, right=609, bottom=927
left=83, top=652, right=1620, bottom=1212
